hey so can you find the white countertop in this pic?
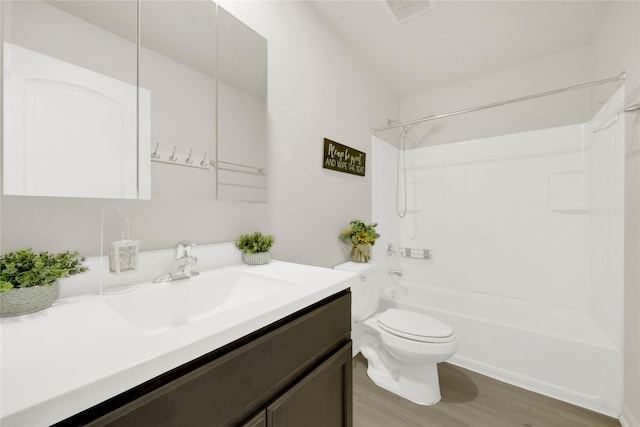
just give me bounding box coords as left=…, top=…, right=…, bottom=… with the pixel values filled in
left=0, top=260, right=355, bottom=426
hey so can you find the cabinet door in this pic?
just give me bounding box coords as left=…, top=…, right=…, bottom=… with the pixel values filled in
left=266, top=343, right=352, bottom=427
left=242, top=411, right=266, bottom=427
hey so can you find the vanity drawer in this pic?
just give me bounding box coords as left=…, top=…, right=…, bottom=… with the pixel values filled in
left=79, top=291, right=351, bottom=427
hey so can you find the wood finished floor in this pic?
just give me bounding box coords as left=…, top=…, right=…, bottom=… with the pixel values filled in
left=353, top=355, right=620, bottom=427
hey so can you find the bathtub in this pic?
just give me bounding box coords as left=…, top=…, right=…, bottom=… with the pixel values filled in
left=378, top=280, right=622, bottom=417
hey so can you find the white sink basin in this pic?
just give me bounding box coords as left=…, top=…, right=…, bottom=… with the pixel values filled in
left=104, top=268, right=299, bottom=335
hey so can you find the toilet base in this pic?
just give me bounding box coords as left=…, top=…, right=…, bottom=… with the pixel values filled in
left=366, top=359, right=442, bottom=406
left=398, top=362, right=442, bottom=405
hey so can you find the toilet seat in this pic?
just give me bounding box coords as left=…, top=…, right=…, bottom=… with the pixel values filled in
left=378, top=309, right=455, bottom=343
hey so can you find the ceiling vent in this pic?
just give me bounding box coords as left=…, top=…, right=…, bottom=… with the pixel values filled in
left=383, top=0, right=436, bottom=23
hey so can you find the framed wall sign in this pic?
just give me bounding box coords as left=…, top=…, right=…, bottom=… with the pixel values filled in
left=322, top=138, right=366, bottom=177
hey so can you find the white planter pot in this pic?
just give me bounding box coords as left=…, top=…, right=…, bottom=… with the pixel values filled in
left=242, top=252, right=271, bottom=265
left=0, top=282, right=59, bottom=317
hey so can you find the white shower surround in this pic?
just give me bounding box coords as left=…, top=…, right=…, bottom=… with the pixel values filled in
left=372, top=87, right=625, bottom=415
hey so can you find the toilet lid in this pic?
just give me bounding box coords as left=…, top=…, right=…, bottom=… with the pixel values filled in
left=378, top=309, right=455, bottom=343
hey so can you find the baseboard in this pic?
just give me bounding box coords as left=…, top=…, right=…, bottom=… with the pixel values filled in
left=620, top=405, right=640, bottom=427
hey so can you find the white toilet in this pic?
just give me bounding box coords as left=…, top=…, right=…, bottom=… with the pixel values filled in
left=335, top=261, right=457, bottom=405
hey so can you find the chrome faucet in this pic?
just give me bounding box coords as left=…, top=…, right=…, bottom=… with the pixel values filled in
left=153, top=241, right=199, bottom=283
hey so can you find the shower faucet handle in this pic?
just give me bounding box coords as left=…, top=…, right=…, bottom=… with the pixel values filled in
left=386, top=242, right=396, bottom=257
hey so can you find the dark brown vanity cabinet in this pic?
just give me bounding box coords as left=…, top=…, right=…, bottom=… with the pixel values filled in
left=262, top=344, right=352, bottom=426
left=59, top=291, right=352, bottom=427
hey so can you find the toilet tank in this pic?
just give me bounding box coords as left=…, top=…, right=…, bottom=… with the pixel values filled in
left=334, top=261, right=385, bottom=321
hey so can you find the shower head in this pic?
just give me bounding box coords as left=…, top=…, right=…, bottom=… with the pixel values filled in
left=389, top=119, right=412, bottom=135
left=624, top=103, right=640, bottom=113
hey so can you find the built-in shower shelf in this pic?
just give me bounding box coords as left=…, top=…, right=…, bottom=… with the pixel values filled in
left=399, top=247, right=432, bottom=260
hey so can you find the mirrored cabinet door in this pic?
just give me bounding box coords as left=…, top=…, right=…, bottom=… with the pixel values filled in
left=2, top=0, right=145, bottom=199
left=139, top=0, right=217, bottom=201
left=2, top=1, right=267, bottom=202
left=216, top=6, right=268, bottom=203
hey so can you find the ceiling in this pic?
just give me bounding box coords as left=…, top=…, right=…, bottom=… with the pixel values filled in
left=310, top=0, right=610, bottom=97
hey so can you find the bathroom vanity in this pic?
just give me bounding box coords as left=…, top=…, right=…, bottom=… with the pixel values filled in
left=0, top=258, right=355, bottom=426
left=62, top=291, right=352, bottom=427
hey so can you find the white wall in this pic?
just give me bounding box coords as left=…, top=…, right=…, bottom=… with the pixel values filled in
left=394, top=46, right=593, bottom=148
left=589, top=2, right=640, bottom=426
left=217, top=1, right=398, bottom=267
left=0, top=1, right=399, bottom=270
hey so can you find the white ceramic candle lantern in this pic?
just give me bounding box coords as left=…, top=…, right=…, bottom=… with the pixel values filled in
left=109, top=240, right=140, bottom=274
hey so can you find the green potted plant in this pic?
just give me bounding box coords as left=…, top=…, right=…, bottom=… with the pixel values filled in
left=338, top=219, right=380, bottom=263
left=236, top=232, right=275, bottom=265
left=0, top=249, right=88, bottom=317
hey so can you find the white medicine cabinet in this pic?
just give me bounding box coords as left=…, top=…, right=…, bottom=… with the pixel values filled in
left=2, top=0, right=267, bottom=202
